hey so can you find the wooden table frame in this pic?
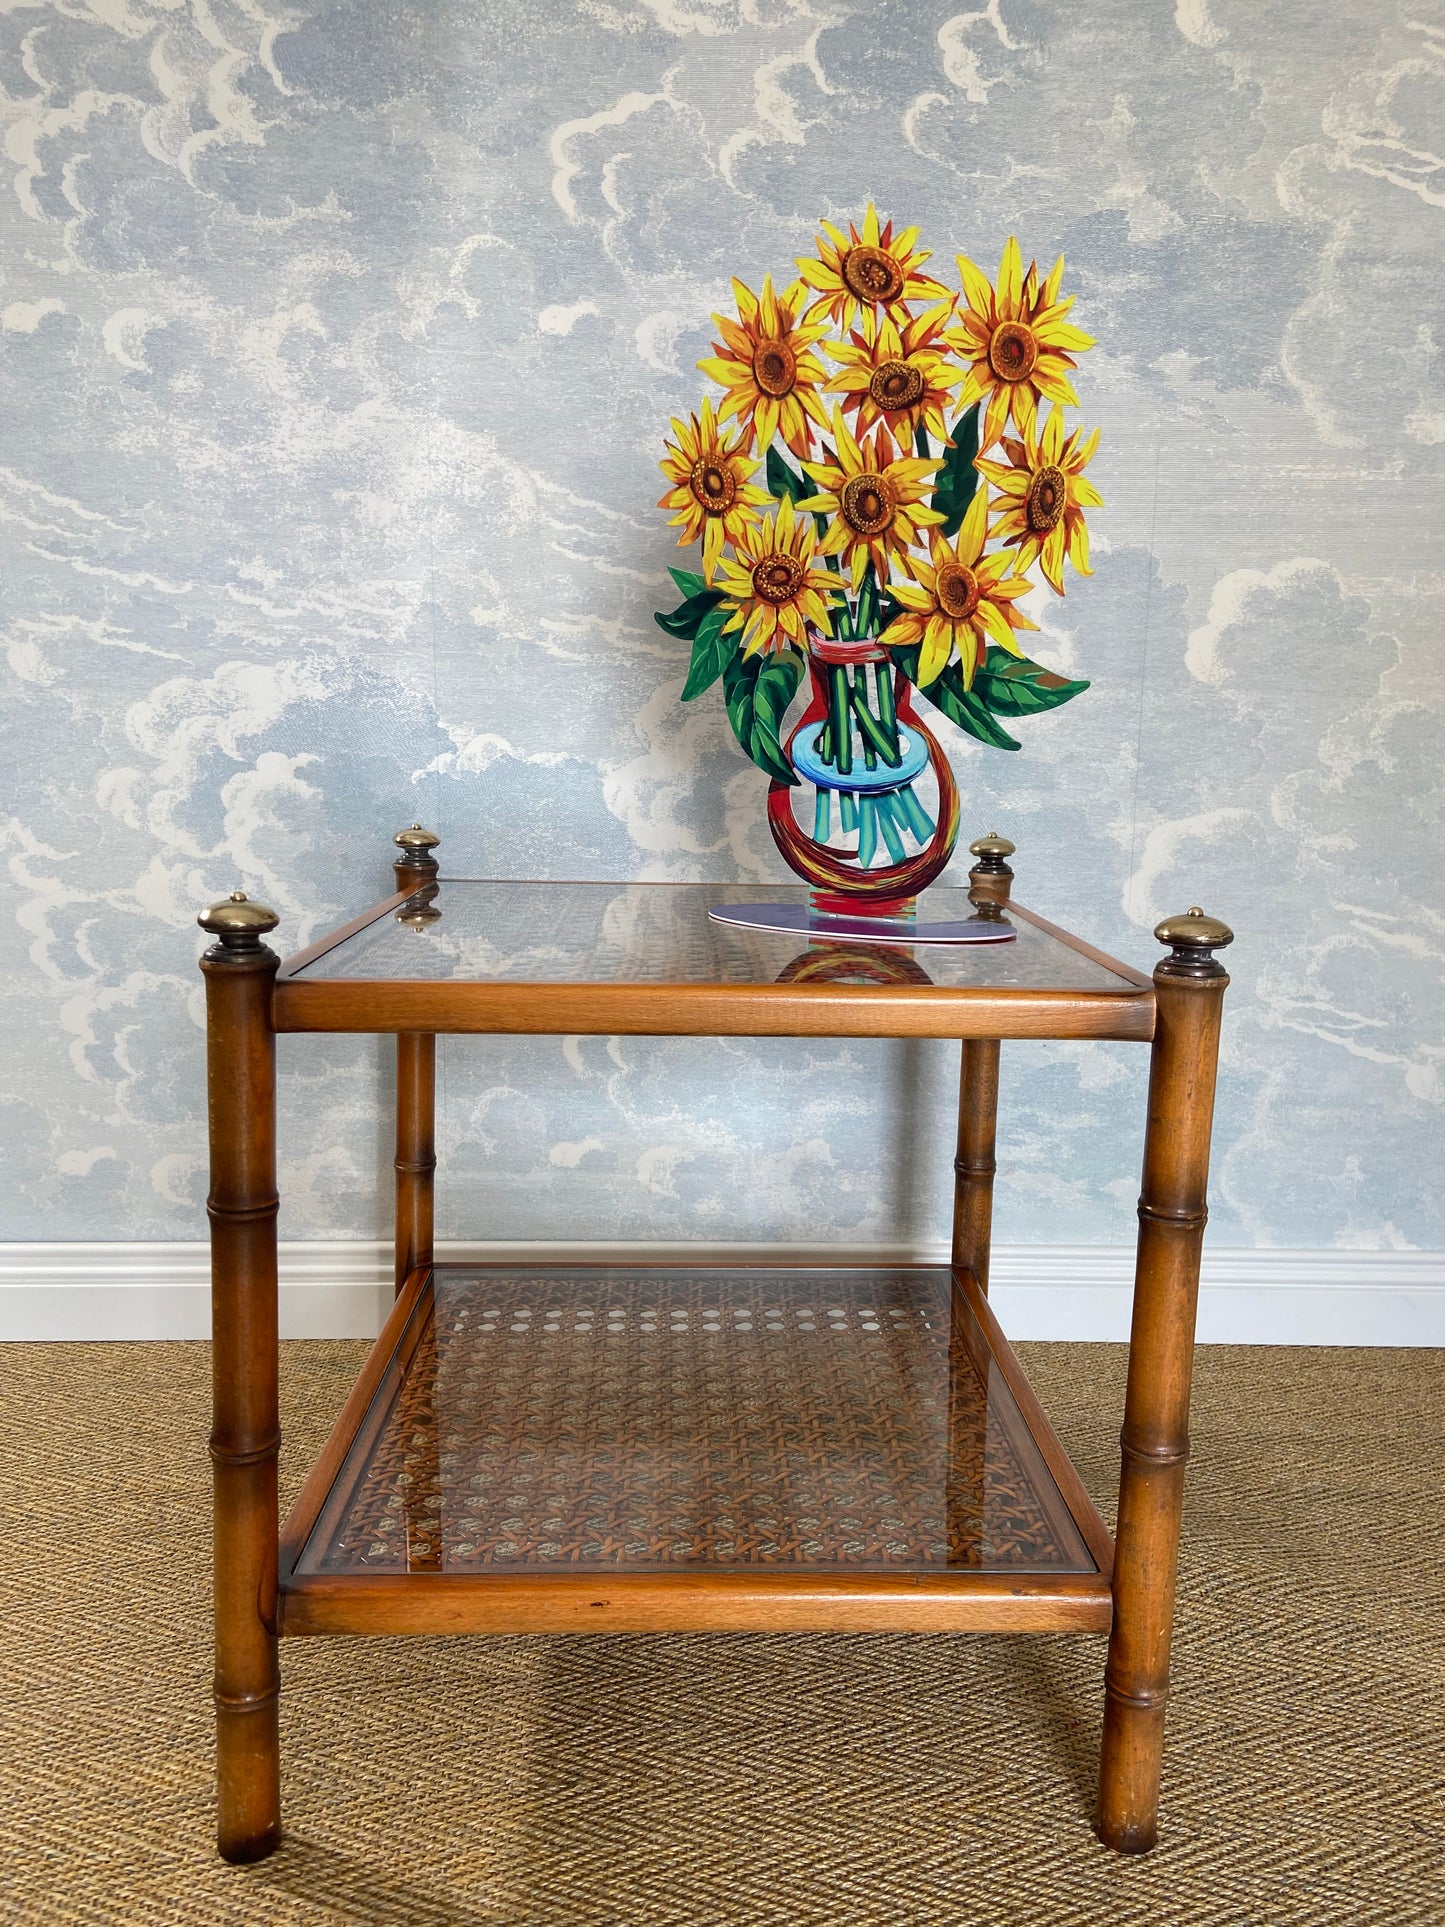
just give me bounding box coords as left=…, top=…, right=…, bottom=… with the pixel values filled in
left=199, top=834, right=1229, bottom=1863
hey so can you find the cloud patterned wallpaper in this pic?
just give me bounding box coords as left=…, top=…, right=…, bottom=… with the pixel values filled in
left=2, top=0, right=1441, bottom=1258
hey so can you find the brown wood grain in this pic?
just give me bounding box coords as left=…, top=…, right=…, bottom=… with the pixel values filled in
left=1096, top=959, right=1229, bottom=1854
left=202, top=946, right=282, bottom=1865
left=272, top=977, right=1155, bottom=1040
left=951, top=1040, right=1001, bottom=1289
left=394, top=1034, right=435, bottom=1295
left=279, top=1568, right=1112, bottom=1637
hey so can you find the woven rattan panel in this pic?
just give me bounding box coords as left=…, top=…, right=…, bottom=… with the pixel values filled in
left=298, top=1267, right=1094, bottom=1576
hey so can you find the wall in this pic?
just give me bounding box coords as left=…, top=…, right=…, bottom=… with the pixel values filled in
left=2, top=0, right=1441, bottom=1273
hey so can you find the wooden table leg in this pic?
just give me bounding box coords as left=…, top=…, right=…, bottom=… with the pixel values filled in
left=199, top=894, right=283, bottom=1863
left=952, top=829, right=1015, bottom=1295
left=1097, top=909, right=1232, bottom=1853
left=390, top=825, right=441, bottom=1297
left=951, top=1040, right=1000, bottom=1293
left=395, top=1032, right=436, bottom=1295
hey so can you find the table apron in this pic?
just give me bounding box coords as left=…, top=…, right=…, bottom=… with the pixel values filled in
left=272, top=980, right=1156, bottom=1041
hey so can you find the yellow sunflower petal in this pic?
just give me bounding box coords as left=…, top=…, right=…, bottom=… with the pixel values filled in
left=997, top=236, right=1023, bottom=318
left=1010, top=381, right=1037, bottom=445
left=879, top=609, right=924, bottom=649
left=1036, top=319, right=1095, bottom=353
left=918, top=615, right=954, bottom=686
left=982, top=382, right=1012, bottom=450
left=1032, top=366, right=1079, bottom=408
left=890, top=579, right=933, bottom=611
left=1040, top=517, right=1068, bottom=593
left=702, top=513, right=725, bottom=581
left=957, top=481, right=989, bottom=565
left=977, top=597, right=1025, bottom=651
left=1067, top=509, right=1092, bottom=577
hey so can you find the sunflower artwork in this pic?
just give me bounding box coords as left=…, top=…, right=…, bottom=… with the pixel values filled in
left=656, top=209, right=1100, bottom=943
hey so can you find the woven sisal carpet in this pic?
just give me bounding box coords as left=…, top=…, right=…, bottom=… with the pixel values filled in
left=1, top=1339, right=1440, bottom=1925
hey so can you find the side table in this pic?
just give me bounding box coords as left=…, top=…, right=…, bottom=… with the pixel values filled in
left=198, top=829, right=1231, bottom=1862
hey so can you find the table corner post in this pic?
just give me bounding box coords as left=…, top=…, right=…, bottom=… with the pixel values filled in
left=392, top=820, right=440, bottom=898
left=395, top=1030, right=436, bottom=1294
left=198, top=893, right=283, bottom=1864
left=1097, top=906, right=1232, bottom=1854
left=391, top=824, right=440, bottom=1295
left=951, top=832, right=1015, bottom=1290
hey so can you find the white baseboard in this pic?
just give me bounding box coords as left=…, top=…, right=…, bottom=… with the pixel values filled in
left=1, top=1241, right=1441, bottom=1345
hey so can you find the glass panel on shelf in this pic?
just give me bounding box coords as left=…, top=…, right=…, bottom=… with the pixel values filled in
left=293, top=881, right=1137, bottom=992
left=297, top=1267, right=1095, bottom=1578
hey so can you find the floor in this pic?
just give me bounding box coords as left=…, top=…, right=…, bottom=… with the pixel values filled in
left=1, top=1337, right=1440, bottom=1925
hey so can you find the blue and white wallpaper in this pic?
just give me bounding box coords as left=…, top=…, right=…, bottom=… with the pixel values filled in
left=2, top=0, right=1441, bottom=1253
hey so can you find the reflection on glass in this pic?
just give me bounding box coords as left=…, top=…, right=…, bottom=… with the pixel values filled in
left=394, top=881, right=442, bottom=932
left=298, top=1268, right=1094, bottom=1578
left=776, top=943, right=935, bottom=986
left=295, top=881, right=1136, bottom=994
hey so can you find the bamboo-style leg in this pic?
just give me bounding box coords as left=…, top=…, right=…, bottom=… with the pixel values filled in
left=199, top=892, right=283, bottom=1864
left=952, top=831, right=1015, bottom=1294
left=1097, top=908, right=1232, bottom=1854
left=951, top=1040, right=1000, bottom=1292
left=389, top=824, right=442, bottom=1297
left=395, top=1032, right=436, bottom=1295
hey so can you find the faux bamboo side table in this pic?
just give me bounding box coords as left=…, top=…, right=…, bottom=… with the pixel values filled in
left=198, top=828, right=1231, bottom=1863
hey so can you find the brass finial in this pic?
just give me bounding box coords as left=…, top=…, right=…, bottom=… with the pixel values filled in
left=198, top=893, right=279, bottom=960
left=969, top=831, right=1016, bottom=862
left=393, top=824, right=440, bottom=854
left=1154, top=906, right=1233, bottom=979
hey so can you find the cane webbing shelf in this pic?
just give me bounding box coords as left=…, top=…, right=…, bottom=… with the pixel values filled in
left=199, top=836, right=1231, bottom=1861
left=278, top=1264, right=1111, bottom=1637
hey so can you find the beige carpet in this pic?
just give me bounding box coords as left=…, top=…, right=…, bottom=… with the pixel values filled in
left=1, top=1338, right=1440, bottom=1926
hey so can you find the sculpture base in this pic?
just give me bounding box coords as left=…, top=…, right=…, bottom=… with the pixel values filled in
left=708, top=903, right=1016, bottom=948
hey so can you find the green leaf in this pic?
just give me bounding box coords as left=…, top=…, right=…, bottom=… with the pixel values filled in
left=722, top=645, right=804, bottom=784
left=765, top=446, right=808, bottom=504
left=973, top=647, right=1090, bottom=717
left=669, top=566, right=707, bottom=599
left=932, top=403, right=981, bottom=538
left=654, top=586, right=725, bottom=640
left=888, top=642, right=1022, bottom=752
left=680, top=604, right=738, bottom=702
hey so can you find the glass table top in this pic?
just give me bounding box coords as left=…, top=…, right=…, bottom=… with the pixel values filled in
left=297, top=1267, right=1096, bottom=1578
left=290, top=881, right=1141, bottom=994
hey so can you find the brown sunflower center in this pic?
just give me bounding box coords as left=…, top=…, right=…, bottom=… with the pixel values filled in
left=987, top=320, right=1039, bottom=383
left=869, top=358, right=925, bottom=411
left=690, top=458, right=737, bottom=514
left=752, top=337, right=796, bottom=397
left=751, top=552, right=805, bottom=605
left=841, top=245, right=905, bottom=306
left=935, top=561, right=980, bottom=622
left=1025, top=464, right=1066, bottom=533
left=840, top=472, right=895, bottom=537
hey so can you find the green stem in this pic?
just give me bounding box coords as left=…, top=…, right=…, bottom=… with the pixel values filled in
left=875, top=661, right=898, bottom=758
left=874, top=792, right=907, bottom=865
left=853, top=668, right=876, bottom=769
left=849, top=677, right=901, bottom=767
left=831, top=666, right=853, bottom=776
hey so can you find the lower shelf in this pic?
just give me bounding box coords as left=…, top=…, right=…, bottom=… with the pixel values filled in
left=279, top=1263, right=1113, bottom=1635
